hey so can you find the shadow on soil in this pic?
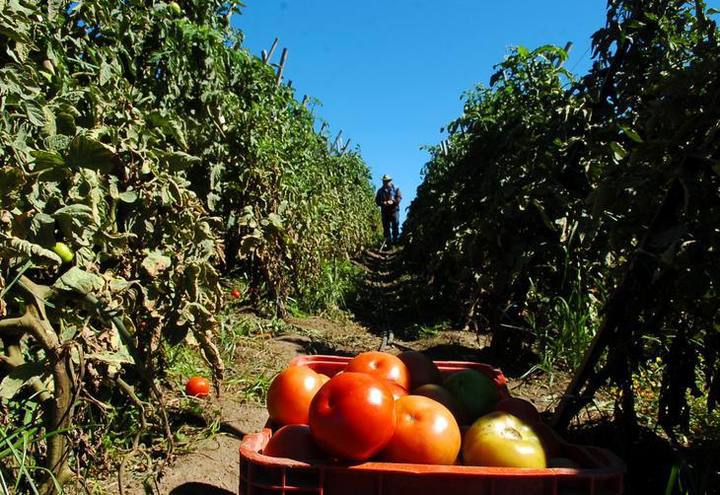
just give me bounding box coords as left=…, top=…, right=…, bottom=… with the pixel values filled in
left=347, top=246, right=538, bottom=378
left=169, top=483, right=234, bottom=495
left=565, top=421, right=719, bottom=494
left=347, top=246, right=445, bottom=339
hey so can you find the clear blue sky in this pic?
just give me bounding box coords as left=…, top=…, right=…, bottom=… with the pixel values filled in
left=232, top=2, right=717, bottom=224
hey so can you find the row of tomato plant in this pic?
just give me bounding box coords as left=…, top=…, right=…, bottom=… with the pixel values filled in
left=0, top=0, right=377, bottom=491
left=403, top=0, right=720, bottom=462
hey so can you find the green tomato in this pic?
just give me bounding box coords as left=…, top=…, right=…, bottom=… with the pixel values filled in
left=168, top=1, right=182, bottom=16
left=52, top=242, right=74, bottom=263
left=444, top=369, right=499, bottom=421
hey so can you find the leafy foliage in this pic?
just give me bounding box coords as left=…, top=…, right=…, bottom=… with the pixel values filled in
left=0, top=0, right=376, bottom=490
left=404, top=0, right=720, bottom=440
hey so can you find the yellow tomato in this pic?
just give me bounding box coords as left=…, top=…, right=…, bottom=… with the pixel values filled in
left=462, top=411, right=546, bottom=468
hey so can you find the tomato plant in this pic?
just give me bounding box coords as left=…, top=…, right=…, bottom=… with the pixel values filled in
left=403, top=0, right=720, bottom=447
left=0, top=0, right=376, bottom=489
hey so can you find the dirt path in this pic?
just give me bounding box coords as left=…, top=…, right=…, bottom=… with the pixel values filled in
left=114, top=248, right=572, bottom=494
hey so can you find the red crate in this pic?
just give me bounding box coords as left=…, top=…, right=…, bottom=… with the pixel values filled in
left=239, top=355, right=625, bottom=495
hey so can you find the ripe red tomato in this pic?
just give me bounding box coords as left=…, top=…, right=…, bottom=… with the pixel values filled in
left=264, top=425, right=325, bottom=462
left=345, top=351, right=411, bottom=391
left=398, top=351, right=442, bottom=389
left=381, top=395, right=461, bottom=465
left=387, top=381, right=408, bottom=400
left=495, top=397, right=541, bottom=424
left=186, top=376, right=210, bottom=397
left=267, top=366, right=325, bottom=425
left=230, top=288, right=242, bottom=299
left=309, top=372, right=396, bottom=461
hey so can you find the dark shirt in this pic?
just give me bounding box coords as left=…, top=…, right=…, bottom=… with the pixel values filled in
left=375, top=184, right=402, bottom=211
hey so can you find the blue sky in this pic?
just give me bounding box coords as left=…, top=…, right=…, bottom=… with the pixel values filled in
left=232, top=2, right=716, bottom=223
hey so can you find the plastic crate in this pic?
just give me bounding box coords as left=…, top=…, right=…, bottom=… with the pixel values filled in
left=239, top=355, right=625, bottom=495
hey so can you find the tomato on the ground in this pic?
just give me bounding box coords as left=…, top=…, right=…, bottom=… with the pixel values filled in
left=186, top=376, right=211, bottom=397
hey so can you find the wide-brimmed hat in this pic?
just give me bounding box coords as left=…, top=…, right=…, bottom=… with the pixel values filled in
left=382, top=174, right=392, bottom=182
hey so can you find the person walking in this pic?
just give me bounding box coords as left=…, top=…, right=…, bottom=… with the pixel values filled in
left=375, top=174, right=402, bottom=247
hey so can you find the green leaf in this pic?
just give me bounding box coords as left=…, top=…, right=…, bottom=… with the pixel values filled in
left=86, top=349, right=134, bottom=366
left=609, top=141, right=627, bottom=161
left=67, top=135, right=117, bottom=173
left=267, top=212, right=283, bottom=229
left=619, top=125, right=643, bottom=143
left=30, top=213, right=56, bottom=245
left=54, top=267, right=105, bottom=295
left=23, top=101, right=46, bottom=127
left=47, top=0, right=62, bottom=19
left=31, top=149, right=65, bottom=170
left=3, top=236, right=62, bottom=265
left=142, top=252, right=172, bottom=277
left=118, top=191, right=138, bottom=203
left=44, top=134, right=72, bottom=151
left=156, top=150, right=201, bottom=171
left=99, top=60, right=112, bottom=85
left=0, top=361, right=46, bottom=400
left=53, top=204, right=94, bottom=223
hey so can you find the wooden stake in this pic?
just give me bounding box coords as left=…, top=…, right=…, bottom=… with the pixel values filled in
left=557, top=41, right=573, bottom=68
left=263, top=37, right=279, bottom=63
left=332, top=130, right=343, bottom=151
left=276, top=48, right=288, bottom=86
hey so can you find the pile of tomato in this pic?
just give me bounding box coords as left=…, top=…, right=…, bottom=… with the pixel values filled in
left=264, top=351, right=570, bottom=468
